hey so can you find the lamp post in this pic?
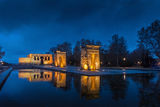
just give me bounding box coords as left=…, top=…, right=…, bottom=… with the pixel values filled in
left=123, top=57, right=126, bottom=67
left=123, top=57, right=126, bottom=61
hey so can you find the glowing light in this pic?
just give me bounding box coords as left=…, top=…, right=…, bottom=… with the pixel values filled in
left=123, top=57, right=126, bottom=61
left=95, top=62, right=98, bottom=68
left=137, top=61, right=142, bottom=65
left=91, top=54, right=96, bottom=70
left=1, top=62, right=4, bottom=65
left=55, top=61, right=58, bottom=67
left=123, top=72, right=126, bottom=80
left=60, top=62, right=64, bottom=68
left=84, top=64, right=88, bottom=70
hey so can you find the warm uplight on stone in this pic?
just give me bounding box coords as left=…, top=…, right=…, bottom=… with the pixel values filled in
left=81, top=76, right=100, bottom=99
left=83, top=64, right=88, bottom=70
left=19, top=54, right=53, bottom=65
left=81, top=45, right=100, bottom=70
left=18, top=70, right=53, bottom=82
left=54, top=51, right=66, bottom=68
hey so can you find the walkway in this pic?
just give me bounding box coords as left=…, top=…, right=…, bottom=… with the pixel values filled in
left=35, top=65, right=158, bottom=76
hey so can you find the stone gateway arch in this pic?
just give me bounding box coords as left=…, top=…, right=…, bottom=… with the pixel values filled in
left=54, top=51, right=66, bottom=68
left=81, top=45, right=100, bottom=70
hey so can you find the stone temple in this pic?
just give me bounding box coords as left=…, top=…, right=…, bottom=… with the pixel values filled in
left=54, top=51, right=66, bottom=68
left=19, top=54, right=53, bottom=65
left=81, top=45, right=100, bottom=70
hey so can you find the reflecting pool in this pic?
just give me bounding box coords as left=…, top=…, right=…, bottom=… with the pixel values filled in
left=0, top=69, right=160, bottom=107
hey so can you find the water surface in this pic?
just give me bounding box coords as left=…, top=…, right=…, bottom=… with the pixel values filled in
left=0, top=69, right=159, bottom=107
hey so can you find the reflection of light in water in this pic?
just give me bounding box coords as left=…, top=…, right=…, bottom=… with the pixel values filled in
left=84, top=64, right=88, bottom=70
left=122, top=69, right=126, bottom=71
left=123, top=72, right=126, bottom=80
left=54, top=72, right=66, bottom=88
left=81, top=76, right=100, bottom=100
left=18, top=70, right=52, bottom=82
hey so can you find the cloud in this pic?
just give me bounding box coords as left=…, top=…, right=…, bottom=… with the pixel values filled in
left=0, top=0, right=157, bottom=31
left=0, top=0, right=160, bottom=63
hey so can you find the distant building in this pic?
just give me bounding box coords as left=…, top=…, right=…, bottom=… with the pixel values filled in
left=19, top=54, right=53, bottom=65
left=81, top=45, right=100, bottom=70
left=54, top=51, right=66, bottom=68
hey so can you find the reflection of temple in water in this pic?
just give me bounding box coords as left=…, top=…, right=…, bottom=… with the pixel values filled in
left=103, top=75, right=128, bottom=101
left=19, top=69, right=71, bottom=90
left=81, top=76, right=100, bottom=100
left=53, top=72, right=71, bottom=90
left=54, top=72, right=66, bottom=88
left=54, top=51, right=66, bottom=68
left=81, top=45, right=100, bottom=70
left=19, top=69, right=52, bottom=82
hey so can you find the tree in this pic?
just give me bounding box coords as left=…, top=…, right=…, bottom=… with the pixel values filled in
left=0, top=46, right=5, bottom=60
left=50, top=42, right=73, bottom=65
left=138, top=20, right=160, bottom=58
left=80, top=39, right=92, bottom=47
left=57, top=42, right=72, bottom=65
left=49, top=46, right=57, bottom=53
left=73, top=41, right=81, bottom=66
left=108, top=34, right=128, bottom=66
left=129, top=45, right=153, bottom=67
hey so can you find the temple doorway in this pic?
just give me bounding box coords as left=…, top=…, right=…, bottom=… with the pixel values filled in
left=40, top=56, right=44, bottom=65
left=91, top=54, right=96, bottom=70
left=59, top=57, right=63, bottom=67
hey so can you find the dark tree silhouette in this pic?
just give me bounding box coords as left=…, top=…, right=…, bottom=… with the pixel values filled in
left=108, top=34, right=128, bottom=66
left=73, top=41, right=81, bottom=66
left=138, top=20, right=160, bottom=58
left=0, top=46, right=5, bottom=60
left=50, top=42, right=72, bottom=65
left=129, top=44, right=153, bottom=67
left=106, top=75, right=129, bottom=101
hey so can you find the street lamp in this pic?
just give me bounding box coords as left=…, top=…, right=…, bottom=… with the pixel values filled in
left=123, top=57, right=126, bottom=61
left=0, top=60, right=4, bottom=65
left=123, top=57, right=126, bottom=67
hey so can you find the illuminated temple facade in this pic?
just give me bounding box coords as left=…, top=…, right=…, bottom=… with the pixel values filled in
left=19, top=54, right=53, bottom=65
left=81, top=45, right=100, bottom=70
left=54, top=51, right=66, bottom=68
